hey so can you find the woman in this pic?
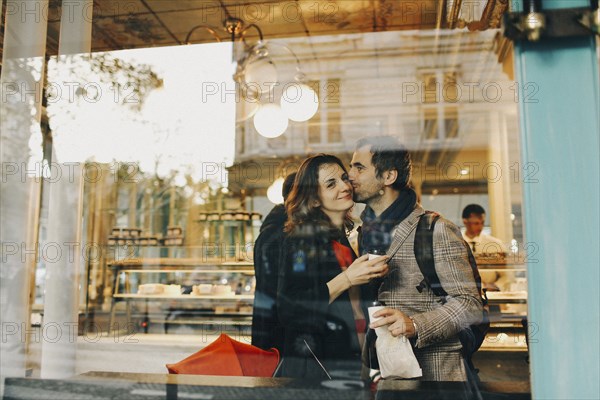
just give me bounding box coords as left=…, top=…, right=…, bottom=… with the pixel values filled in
left=276, top=154, right=388, bottom=380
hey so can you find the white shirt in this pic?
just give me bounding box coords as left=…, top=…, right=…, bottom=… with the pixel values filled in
left=462, top=232, right=514, bottom=291
left=462, top=232, right=507, bottom=255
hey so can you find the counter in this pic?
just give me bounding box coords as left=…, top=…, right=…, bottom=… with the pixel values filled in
left=3, top=371, right=530, bottom=400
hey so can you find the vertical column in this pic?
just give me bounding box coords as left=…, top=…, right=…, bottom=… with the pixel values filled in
left=0, top=0, right=49, bottom=383
left=86, top=168, right=104, bottom=312
left=487, top=111, right=513, bottom=244
left=167, top=186, right=176, bottom=258
left=40, top=0, right=93, bottom=379
left=128, top=181, right=138, bottom=227
left=143, top=184, right=152, bottom=233
left=513, top=2, right=599, bottom=399
left=168, top=186, right=176, bottom=226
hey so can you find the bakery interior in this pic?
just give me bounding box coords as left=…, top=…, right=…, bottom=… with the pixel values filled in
left=1, top=0, right=599, bottom=398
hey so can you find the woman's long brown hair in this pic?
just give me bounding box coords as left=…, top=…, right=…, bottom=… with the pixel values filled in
left=284, top=154, right=354, bottom=234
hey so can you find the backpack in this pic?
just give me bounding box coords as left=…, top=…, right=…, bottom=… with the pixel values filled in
left=414, top=211, right=490, bottom=373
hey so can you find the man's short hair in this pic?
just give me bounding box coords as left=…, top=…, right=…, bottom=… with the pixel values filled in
left=356, top=136, right=412, bottom=190
left=282, top=172, right=297, bottom=201
left=462, top=204, right=486, bottom=219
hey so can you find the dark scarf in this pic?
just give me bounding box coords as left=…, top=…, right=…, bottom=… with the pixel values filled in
left=359, top=187, right=418, bottom=254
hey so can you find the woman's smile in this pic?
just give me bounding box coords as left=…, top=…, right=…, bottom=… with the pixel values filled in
left=338, top=193, right=352, bottom=201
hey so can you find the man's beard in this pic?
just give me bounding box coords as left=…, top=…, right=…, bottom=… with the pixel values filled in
left=353, top=187, right=381, bottom=204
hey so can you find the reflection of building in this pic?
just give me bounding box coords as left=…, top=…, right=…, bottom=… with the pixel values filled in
left=231, top=30, right=521, bottom=243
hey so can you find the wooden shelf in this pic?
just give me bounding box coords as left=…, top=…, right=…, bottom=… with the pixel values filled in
left=114, top=294, right=254, bottom=300
left=479, top=265, right=526, bottom=271
left=486, top=291, right=527, bottom=303
left=481, top=331, right=529, bottom=352
left=162, top=320, right=252, bottom=326
left=474, top=255, right=527, bottom=265
left=109, top=258, right=253, bottom=268
left=119, top=269, right=254, bottom=274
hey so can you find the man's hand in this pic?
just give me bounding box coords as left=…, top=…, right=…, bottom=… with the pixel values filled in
left=370, top=307, right=416, bottom=338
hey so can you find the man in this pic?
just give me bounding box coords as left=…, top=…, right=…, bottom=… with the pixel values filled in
left=461, top=204, right=508, bottom=256
left=462, top=204, right=510, bottom=292
left=251, top=173, right=296, bottom=351
left=348, top=136, right=483, bottom=381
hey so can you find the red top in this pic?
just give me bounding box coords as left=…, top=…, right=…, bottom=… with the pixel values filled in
left=332, top=240, right=367, bottom=334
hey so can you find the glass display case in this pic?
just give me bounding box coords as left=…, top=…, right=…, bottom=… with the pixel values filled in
left=477, top=256, right=529, bottom=351
left=104, top=246, right=255, bottom=334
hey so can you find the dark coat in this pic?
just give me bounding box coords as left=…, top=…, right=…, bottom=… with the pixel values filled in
left=276, top=225, right=374, bottom=379
left=251, top=205, right=287, bottom=351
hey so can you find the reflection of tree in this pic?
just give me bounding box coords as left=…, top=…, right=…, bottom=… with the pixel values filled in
left=0, top=59, right=41, bottom=281
left=77, top=52, right=162, bottom=110
left=44, top=52, right=164, bottom=163
left=46, top=52, right=163, bottom=114
left=1, top=61, right=38, bottom=164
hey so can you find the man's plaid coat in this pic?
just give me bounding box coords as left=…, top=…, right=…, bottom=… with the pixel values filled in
left=377, top=205, right=483, bottom=381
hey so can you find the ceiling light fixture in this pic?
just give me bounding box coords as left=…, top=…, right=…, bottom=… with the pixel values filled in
left=185, top=18, right=319, bottom=139
left=253, top=103, right=289, bottom=139
left=185, top=17, right=263, bottom=45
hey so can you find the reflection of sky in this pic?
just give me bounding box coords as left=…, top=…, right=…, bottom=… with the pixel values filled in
left=46, top=42, right=235, bottom=182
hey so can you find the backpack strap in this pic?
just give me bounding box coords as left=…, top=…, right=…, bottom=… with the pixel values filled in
left=465, top=242, right=488, bottom=306
left=414, top=212, right=447, bottom=298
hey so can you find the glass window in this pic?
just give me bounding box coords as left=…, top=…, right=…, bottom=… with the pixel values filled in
left=2, top=3, right=545, bottom=396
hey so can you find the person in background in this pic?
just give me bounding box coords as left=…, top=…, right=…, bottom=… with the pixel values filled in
left=251, top=172, right=296, bottom=351
left=461, top=204, right=508, bottom=256
left=349, top=136, right=483, bottom=381
left=461, top=204, right=511, bottom=292
left=276, top=154, right=388, bottom=380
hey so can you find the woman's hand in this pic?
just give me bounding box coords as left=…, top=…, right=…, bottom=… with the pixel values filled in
left=327, top=254, right=388, bottom=304
left=370, top=307, right=416, bottom=338
left=343, top=254, right=389, bottom=286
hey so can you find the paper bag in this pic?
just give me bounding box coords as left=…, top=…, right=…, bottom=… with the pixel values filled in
left=368, top=306, right=422, bottom=379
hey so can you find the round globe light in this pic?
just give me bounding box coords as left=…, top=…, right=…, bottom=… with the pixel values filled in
left=267, top=177, right=285, bottom=204
left=253, top=104, right=289, bottom=138
left=280, top=83, right=319, bottom=122
left=244, top=58, right=278, bottom=93
left=236, top=94, right=260, bottom=122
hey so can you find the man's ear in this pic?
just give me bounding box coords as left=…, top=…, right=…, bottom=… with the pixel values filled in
left=383, top=169, right=398, bottom=186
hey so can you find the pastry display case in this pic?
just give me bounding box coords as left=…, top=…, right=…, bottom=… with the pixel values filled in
left=106, top=251, right=255, bottom=334
left=98, top=210, right=262, bottom=334
left=477, top=254, right=529, bottom=352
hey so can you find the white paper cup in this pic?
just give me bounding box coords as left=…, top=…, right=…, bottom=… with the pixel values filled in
left=368, top=306, right=385, bottom=323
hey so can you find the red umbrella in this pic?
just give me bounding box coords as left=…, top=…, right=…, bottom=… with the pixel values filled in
left=166, top=333, right=280, bottom=377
